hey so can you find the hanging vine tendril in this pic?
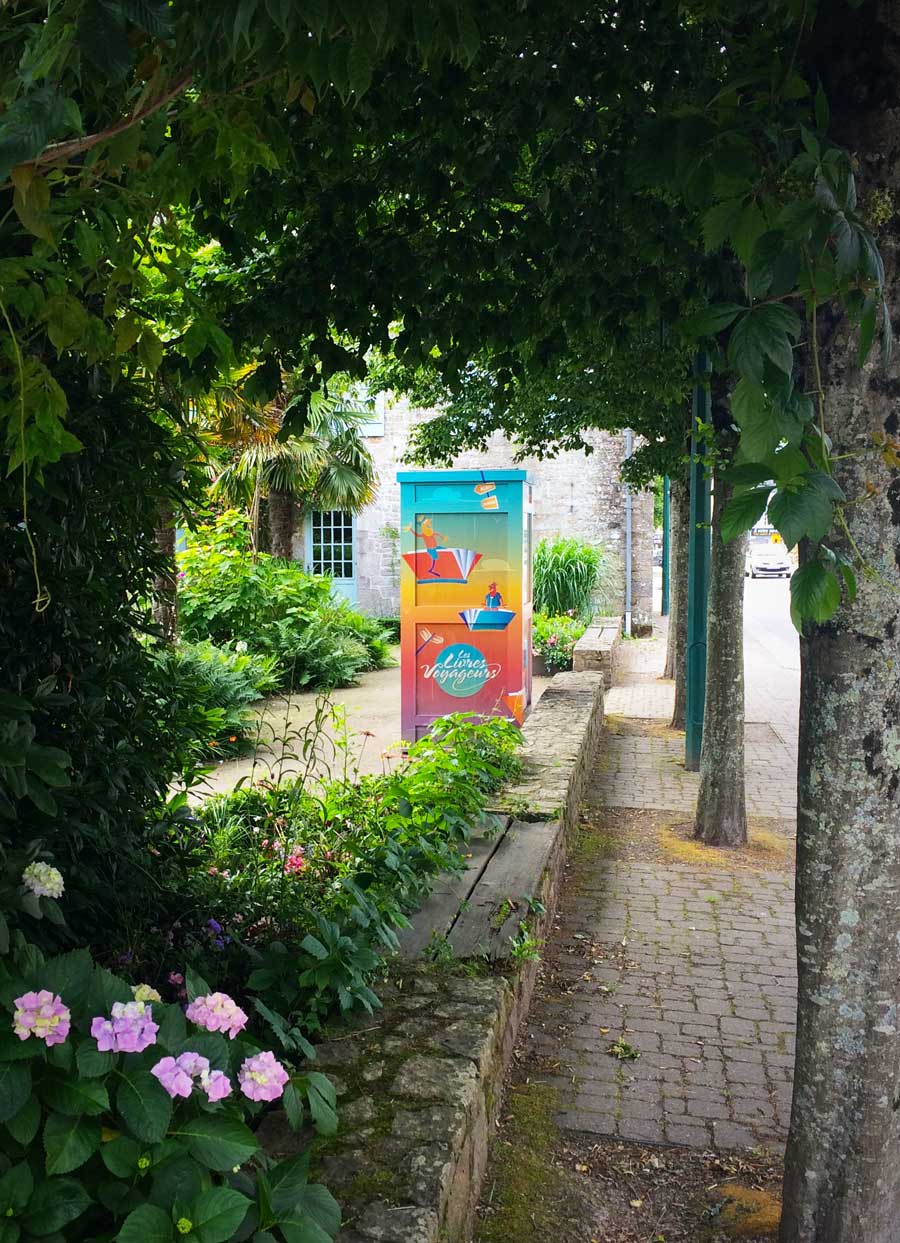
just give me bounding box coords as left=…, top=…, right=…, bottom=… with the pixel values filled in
left=0, top=293, right=51, bottom=613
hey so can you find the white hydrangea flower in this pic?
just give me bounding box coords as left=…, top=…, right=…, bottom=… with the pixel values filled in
left=22, top=861, right=65, bottom=899
left=132, top=983, right=163, bottom=1003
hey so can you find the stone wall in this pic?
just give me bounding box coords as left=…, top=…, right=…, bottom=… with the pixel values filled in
left=350, top=396, right=653, bottom=627
left=257, top=670, right=607, bottom=1243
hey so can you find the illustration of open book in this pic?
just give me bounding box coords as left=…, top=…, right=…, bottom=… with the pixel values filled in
left=459, top=607, right=515, bottom=632
left=403, top=548, right=483, bottom=584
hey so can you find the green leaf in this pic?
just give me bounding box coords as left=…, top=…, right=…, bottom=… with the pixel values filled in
left=769, top=479, right=834, bottom=548
left=137, top=330, right=164, bottom=374
left=40, top=949, right=93, bottom=999
left=41, top=1074, right=109, bottom=1117
left=731, top=379, right=781, bottom=461
left=116, top=1071, right=173, bottom=1143
left=5, top=1095, right=40, bottom=1145
left=278, top=1182, right=341, bottom=1243
left=190, top=1186, right=253, bottom=1243
left=100, top=1134, right=142, bottom=1178
left=44, top=295, right=88, bottom=352
left=120, top=0, right=175, bottom=38
left=722, top=462, right=773, bottom=488
left=44, top=1113, right=102, bottom=1174
left=303, top=1073, right=337, bottom=1136
left=0, top=1219, right=20, bottom=1243
left=75, top=1039, right=115, bottom=1079
left=283, top=1082, right=304, bottom=1131
left=0, top=1062, right=31, bottom=1124
left=0, top=1161, right=33, bottom=1212
left=21, top=1178, right=92, bottom=1236
left=300, top=935, right=328, bottom=961
left=680, top=302, right=744, bottom=337
left=148, top=1153, right=206, bottom=1209
left=156, top=1002, right=188, bottom=1052
left=347, top=38, right=374, bottom=97
left=815, top=81, right=830, bottom=133
left=185, top=967, right=211, bottom=1002
left=117, top=1203, right=176, bottom=1243
left=720, top=487, right=771, bottom=543
left=177, top=1114, right=259, bottom=1171
left=700, top=198, right=744, bottom=253
left=790, top=561, right=842, bottom=626
left=728, top=304, right=802, bottom=382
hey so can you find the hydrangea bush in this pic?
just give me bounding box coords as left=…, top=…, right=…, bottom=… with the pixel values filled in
left=0, top=919, right=340, bottom=1243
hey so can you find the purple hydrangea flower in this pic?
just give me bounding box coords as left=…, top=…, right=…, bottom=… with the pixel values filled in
left=90, top=1001, right=158, bottom=1054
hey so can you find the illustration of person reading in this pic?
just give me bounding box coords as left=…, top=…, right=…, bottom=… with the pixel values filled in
left=484, top=582, right=503, bottom=610
left=405, top=517, right=447, bottom=577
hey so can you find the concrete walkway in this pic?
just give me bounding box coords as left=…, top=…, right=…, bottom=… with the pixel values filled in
left=195, top=654, right=552, bottom=799
left=518, top=582, right=799, bottom=1152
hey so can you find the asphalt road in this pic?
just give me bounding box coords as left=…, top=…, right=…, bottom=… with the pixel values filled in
left=743, top=572, right=800, bottom=747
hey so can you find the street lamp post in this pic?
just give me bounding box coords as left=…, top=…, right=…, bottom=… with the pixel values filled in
left=685, top=355, right=712, bottom=773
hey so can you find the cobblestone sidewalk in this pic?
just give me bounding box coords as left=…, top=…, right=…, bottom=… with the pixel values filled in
left=516, top=619, right=798, bottom=1153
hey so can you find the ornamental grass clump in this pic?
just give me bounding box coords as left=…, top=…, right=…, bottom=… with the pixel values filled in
left=533, top=535, right=615, bottom=619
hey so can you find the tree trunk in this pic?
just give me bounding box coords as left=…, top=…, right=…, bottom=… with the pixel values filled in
left=268, top=488, right=296, bottom=559
left=151, top=500, right=178, bottom=644
left=780, top=2, right=900, bottom=1237
left=666, top=476, right=690, bottom=730
left=693, top=476, right=746, bottom=846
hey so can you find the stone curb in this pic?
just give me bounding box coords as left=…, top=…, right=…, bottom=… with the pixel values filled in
left=572, top=618, right=622, bottom=688
left=258, top=671, right=605, bottom=1243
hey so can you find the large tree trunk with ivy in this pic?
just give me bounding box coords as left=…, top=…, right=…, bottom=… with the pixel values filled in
left=693, top=477, right=747, bottom=847
left=268, top=488, right=296, bottom=560
left=779, top=3, right=900, bottom=1239
left=665, top=476, right=689, bottom=730
left=151, top=500, right=178, bottom=644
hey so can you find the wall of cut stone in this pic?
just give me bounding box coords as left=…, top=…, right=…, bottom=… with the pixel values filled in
left=317, top=395, right=653, bottom=626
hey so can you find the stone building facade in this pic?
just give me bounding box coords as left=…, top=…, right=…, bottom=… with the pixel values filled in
left=291, top=395, right=653, bottom=631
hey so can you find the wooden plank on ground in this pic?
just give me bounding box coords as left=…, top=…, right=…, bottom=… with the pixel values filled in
left=397, top=816, right=511, bottom=959
left=447, top=819, right=561, bottom=962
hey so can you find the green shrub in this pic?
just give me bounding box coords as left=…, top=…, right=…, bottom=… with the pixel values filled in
left=177, top=512, right=392, bottom=690
left=0, top=378, right=208, bottom=947
left=533, top=536, right=616, bottom=619
left=151, top=642, right=280, bottom=761
left=0, top=855, right=340, bottom=1243
left=532, top=613, right=587, bottom=673
left=145, top=714, right=521, bottom=1033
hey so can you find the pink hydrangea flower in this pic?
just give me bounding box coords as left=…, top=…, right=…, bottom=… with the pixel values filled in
left=238, top=1051, right=289, bottom=1102
left=151, top=1051, right=212, bottom=1099
left=151, top=1056, right=194, bottom=1099
left=13, top=991, right=70, bottom=1046
left=284, top=848, right=306, bottom=875
left=168, top=972, right=184, bottom=986
left=185, top=992, right=248, bottom=1039
left=91, top=1001, right=158, bottom=1054
left=201, top=1069, right=232, bottom=1102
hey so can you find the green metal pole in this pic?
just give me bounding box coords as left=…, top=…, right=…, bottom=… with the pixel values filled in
left=685, top=353, right=712, bottom=773
left=661, top=476, right=671, bottom=616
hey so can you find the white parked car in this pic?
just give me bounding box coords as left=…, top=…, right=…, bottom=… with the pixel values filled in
left=745, top=541, right=792, bottom=578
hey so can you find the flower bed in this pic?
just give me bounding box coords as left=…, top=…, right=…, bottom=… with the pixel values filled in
left=532, top=612, right=587, bottom=674
left=0, top=714, right=520, bottom=1243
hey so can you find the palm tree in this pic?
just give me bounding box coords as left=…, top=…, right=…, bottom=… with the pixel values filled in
left=203, top=377, right=376, bottom=559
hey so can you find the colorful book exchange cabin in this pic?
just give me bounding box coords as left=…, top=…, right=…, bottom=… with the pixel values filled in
left=398, top=469, right=533, bottom=741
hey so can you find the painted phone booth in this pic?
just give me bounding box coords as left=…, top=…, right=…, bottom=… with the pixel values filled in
left=399, top=469, right=533, bottom=742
